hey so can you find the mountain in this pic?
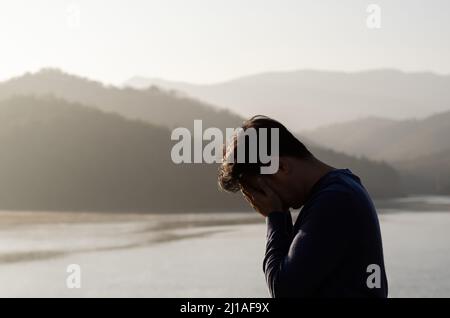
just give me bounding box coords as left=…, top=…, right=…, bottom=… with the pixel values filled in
left=0, top=68, right=243, bottom=130
left=303, top=112, right=450, bottom=162
left=0, top=95, right=403, bottom=213
left=302, top=112, right=450, bottom=195
left=0, top=95, right=247, bottom=212
left=126, top=69, right=450, bottom=130
left=393, top=149, right=450, bottom=194
left=0, top=70, right=407, bottom=213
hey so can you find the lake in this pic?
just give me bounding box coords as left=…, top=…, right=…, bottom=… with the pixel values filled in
left=0, top=196, right=449, bottom=298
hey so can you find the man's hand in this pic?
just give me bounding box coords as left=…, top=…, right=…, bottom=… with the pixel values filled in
left=241, top=177, right=285, bottom=217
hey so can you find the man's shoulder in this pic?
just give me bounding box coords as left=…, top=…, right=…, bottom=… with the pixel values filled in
left=304, top=170, right=374, bottom=217
left=313, top=169, right=366, bottom=200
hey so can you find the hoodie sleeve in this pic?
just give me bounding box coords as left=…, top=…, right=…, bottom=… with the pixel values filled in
left=262, top=191, right=354, bottom=297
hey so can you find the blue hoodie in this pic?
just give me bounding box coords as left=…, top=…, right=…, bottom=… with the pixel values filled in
left=263, top=169, right=388, bottom=298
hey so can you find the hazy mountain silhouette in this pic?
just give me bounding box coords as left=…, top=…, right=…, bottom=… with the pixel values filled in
left=0, top=68, right=242, bottom=130
left=302, top=113, right=450, bottom=195
left=396, top=149, right=450, bottom=194
left=0, top=70, right=407, bottom=212
left=0, top=95, right=402, bottom=212
left=0, top=95, right=247, bottom=212
left=126, top=69, right=450, bottom=130
left=303, top=112, right=450, bottom=162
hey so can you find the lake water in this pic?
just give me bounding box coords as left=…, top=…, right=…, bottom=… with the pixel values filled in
left=0, top=196, right=449, bottom=298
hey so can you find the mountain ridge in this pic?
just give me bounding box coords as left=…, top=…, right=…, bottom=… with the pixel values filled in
left=0, top=69, right=413, bottom=212
left=304, top=111, right=450, bottom=162
left=0, top=68, right=243, bottom=131
left=126, top=69, right=450, bottom=130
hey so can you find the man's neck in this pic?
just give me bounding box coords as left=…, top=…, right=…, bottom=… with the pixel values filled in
left=304, top=158, right=336, bottom=197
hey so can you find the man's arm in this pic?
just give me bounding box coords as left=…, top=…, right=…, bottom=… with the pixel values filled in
left=263, top=191, right=354, bottom=297
left=262, top=211, right=293, bottom=296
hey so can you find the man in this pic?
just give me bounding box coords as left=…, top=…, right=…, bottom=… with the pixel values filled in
left=218, top=115, right=388, bottom=298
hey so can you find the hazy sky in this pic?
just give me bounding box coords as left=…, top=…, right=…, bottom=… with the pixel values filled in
left=1, top=0, right=449, bottom=84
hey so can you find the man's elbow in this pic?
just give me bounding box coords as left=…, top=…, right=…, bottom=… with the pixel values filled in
left=266, top=270, right=315, bottom=298
left=265, top=269, right=291, bottom=298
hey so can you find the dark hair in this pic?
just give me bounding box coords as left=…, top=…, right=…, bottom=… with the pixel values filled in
left=218, top=115, right=312, bottom=192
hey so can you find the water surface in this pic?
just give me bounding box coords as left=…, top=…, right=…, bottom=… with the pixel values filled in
left=0, top=196, right=449, bottom=297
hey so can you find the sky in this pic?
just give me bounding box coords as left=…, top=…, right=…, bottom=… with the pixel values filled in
left=1, top=0, right=449, bottom=85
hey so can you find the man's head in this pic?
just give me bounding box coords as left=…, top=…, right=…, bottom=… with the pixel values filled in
left=218, top=115, right=315, bottom=209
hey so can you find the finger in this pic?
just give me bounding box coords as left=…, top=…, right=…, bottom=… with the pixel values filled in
left=247, top=187, right=266, bottom=203
left=243, top=195, right=253, bottom=207
left=241, top=188, right=252, bottom=198
left=242, top=191, right=254, bottom=208
left=243, top=184, right=263, bottom=197
left=241, top=190, right=259, bottom=212
left=257, top=177, right=274, bottom=196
